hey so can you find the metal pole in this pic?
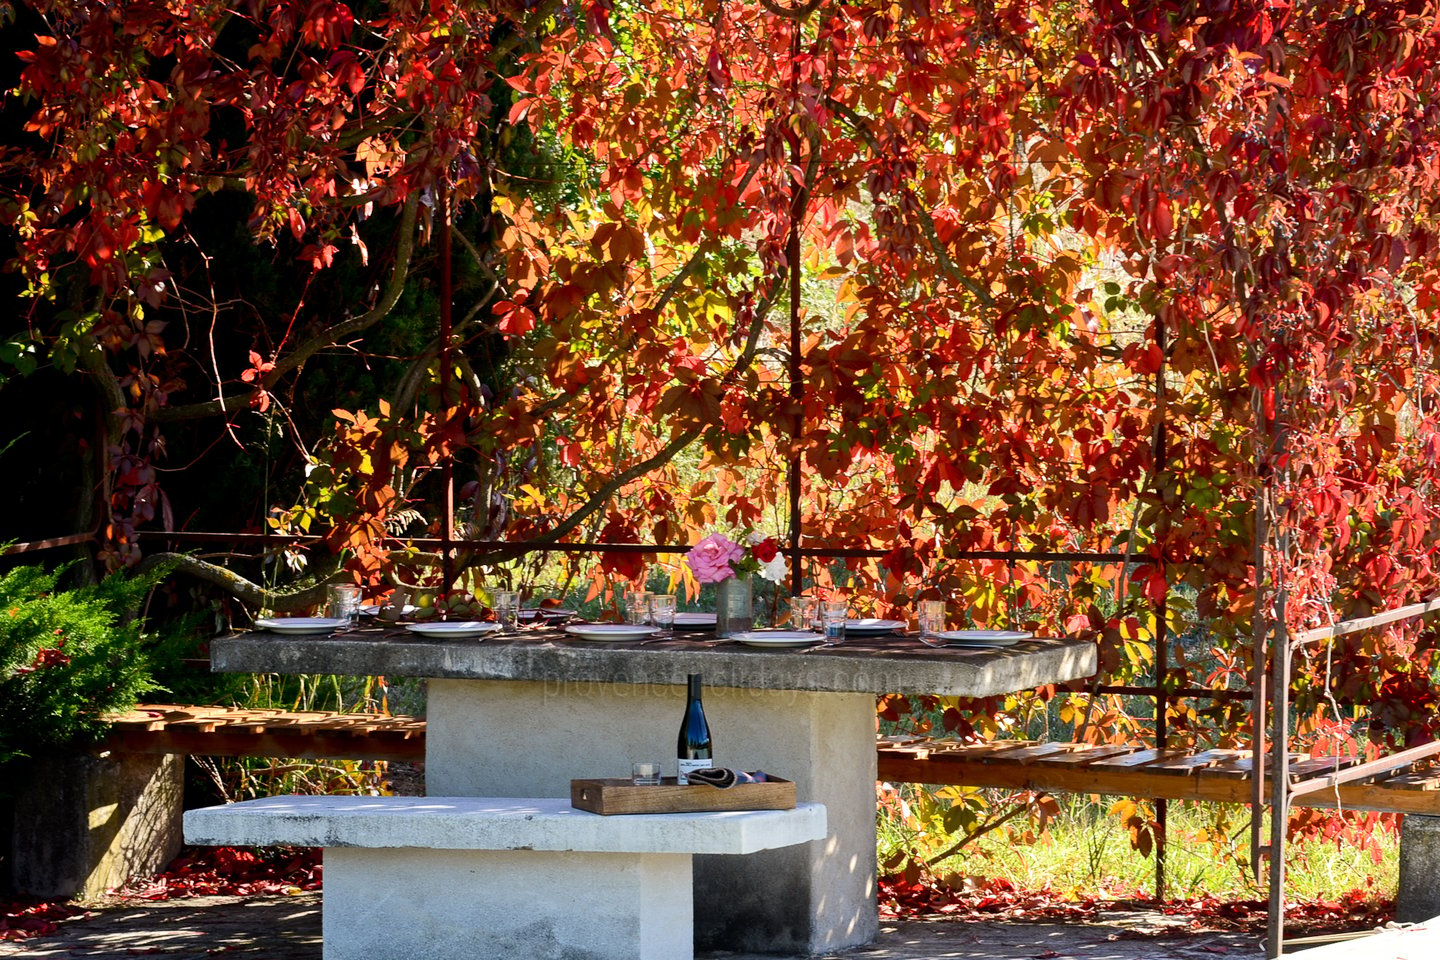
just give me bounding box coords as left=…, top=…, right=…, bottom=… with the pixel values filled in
left=1250, top=490, right=1269, bottom=874
left=438, top=179, right=456, bottom=603
left=785, top=9, right=805, bottom=598
left=1155, top=583, right=1168, bottom=901
left=1266, top=523, right=1291, bottom=959
left=1153, top=315, right=1169, bottom=901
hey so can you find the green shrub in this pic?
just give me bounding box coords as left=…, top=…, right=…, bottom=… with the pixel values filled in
left=0, top=561, right=169, bottom=785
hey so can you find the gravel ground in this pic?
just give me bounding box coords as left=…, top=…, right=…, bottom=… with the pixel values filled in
left=1, top=892, right=1269, bottom=960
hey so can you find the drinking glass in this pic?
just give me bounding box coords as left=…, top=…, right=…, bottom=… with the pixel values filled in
left=919, top=600, right=946, bottom=644
left=820, top=599, right=848, bottom=645
left=493, top=589, right=520, bottom=633
left=650, top=594, right=676, bottom=638
left=624, top=589, right=653, bottom=625
left=631, top=761, right=662, bottom=786
left=326, top=584, right=362, bottom=630
left=789, top=596, right=818, bottom=632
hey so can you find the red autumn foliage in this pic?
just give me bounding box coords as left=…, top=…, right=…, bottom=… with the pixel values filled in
left=0, top=846, right=318, bottom=942
left=0, top=899, right=87, bottom=942
left=116, top=845, right=323, bottom=901
left=878, top=875, right=1393, bottom=937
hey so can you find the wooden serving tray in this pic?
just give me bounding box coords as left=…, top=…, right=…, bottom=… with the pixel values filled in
left=570, top=776, right=796, bottom=815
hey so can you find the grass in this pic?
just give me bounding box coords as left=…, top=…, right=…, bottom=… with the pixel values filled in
left=878, top=785, right=1399, bottom=904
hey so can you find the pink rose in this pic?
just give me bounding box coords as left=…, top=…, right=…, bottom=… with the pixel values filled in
left=687, top=533, right=745, bottom=583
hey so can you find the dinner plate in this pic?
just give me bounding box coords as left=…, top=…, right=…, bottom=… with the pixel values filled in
left=732, top=631, right=822, bottom=648
left=673, top=612, right=717, bottom=630
left=936, top=629, right=1032, bottom=646
left=563, top=624, right=659, bottom=641
left=254, top=617, right=350, bottom=635
left=844, top=618, right=906, bottom=635
left=404, top=621, right=503, bottom=638
left=256, top=618, right=351, bottom=633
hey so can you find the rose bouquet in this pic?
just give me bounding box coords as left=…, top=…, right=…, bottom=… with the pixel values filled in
left=686, top=531, right=788, bottom=584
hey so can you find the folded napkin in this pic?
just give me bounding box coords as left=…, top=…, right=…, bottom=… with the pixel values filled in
left=686, top=767, right=771, bottom=789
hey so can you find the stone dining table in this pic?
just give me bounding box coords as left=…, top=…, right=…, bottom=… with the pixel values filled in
left=210, top=622, right=1096, bottom=956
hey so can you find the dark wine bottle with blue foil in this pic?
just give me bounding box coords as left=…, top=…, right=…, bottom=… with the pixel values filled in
left=676, top=673, right=713, bottom=785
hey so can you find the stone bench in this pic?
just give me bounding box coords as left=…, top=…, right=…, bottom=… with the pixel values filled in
left=183, top=795, right=827, bottom=960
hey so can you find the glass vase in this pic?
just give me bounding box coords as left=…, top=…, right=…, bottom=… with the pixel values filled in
left=714, top=574, right=754, bottom=638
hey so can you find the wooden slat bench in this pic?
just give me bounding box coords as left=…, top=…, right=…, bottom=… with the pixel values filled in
left=105, top=703, right=426, bottom=762
left=10, top=704, right=428, bottom=898
left=876, top=737, right=1440, bottom=815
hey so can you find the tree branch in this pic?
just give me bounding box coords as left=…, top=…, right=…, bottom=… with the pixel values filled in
left=925, top=800, right=1036, bottom=867
left=153, top=193, right=422, bottom=423
left=137, top=552, right=343, bottom=612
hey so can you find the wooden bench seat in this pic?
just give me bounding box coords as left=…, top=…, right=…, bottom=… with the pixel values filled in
left=184, top=795, right=827, bottom=960
left=876, top=737, right=1440, bottom=815
left=106, top=704, right=425, bottom=762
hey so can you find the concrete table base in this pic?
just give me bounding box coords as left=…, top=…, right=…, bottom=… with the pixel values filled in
left=325, top=847, right=691, bottom=960
left=428, top=679, right=879, bottom=955
left=184, top=796, right=826, bottom=960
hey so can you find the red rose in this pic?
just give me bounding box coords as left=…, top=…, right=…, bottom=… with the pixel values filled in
left=753, top=538, right=778, bottom=563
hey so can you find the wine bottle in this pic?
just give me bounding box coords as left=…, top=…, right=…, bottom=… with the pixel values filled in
left=676, top=673, right=713, bottom=785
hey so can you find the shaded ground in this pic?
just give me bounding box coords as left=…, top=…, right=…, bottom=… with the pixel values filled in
left=0, top=891, right=1268, bottom=960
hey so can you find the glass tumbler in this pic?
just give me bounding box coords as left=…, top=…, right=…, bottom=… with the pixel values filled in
left=326, top=584, right=362, bottom=630
left=493, top=589, right=520, bottom=633
left=919, top=600, right=946, bottom=642
left=625, top=589, right=653, bottom=625
left=820, top=599, right=848, bottom=645
left=631, top=762, right=662, bottom=786
left=789, top=596, right=818, bottom=631
left=650, top=594, right=676, bottom=637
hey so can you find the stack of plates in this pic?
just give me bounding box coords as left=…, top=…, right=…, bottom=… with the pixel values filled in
left=844, top=619, right=906, bottom=636
left=520, top=607, right=576, bottom=622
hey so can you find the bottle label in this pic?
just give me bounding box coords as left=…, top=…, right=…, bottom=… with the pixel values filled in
left=677, top=758, right=712, bottom=785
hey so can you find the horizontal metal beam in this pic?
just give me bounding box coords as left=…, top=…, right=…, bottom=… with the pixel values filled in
left=134, top=530, right=1170, bottom=564
left=1287, top=741, right=1440, bottom=798
left=3, top=532, right=97, bottom=555
left=1293, top=595, right=1440, bottom=648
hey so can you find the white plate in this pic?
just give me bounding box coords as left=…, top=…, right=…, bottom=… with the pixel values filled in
left=563, top=624, right=659, bottom=641
left=254, top=617, right=349, bottom=635
left=936, top=629, right=1032, bottom=646
left=673, top=612, right=717, bottom=630
left=844, top=618, right=906, bottom=635
left=404, top=621, right=503, bottom=638
left=732, top=631, right=822, bottom=648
